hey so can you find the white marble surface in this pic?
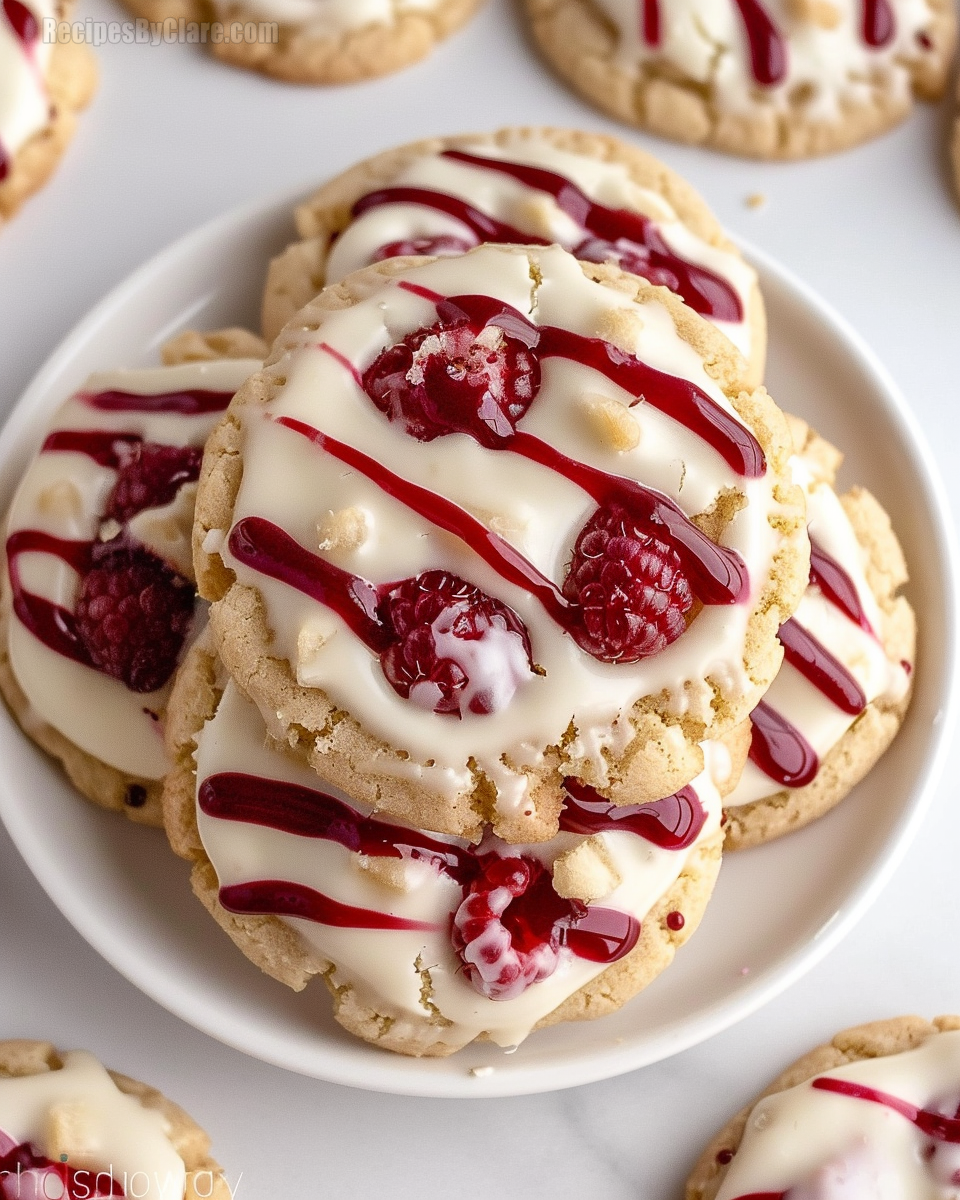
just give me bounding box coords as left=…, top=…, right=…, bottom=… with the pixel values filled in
left=1, top=0, right=959, bottom=1195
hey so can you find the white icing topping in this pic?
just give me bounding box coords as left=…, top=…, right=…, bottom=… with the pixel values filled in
left=716, top=1030, right=960, bottom=1200
left=0, top=1051, right=185, bottom=1200
left=726, top=450, right=909, bottom=807
left=214, top=0, right=438, bottom=35
left=594, top=0, right=938, bottom=122
left=5, top=358, right=260, bottom=779
left=0, top=0, right=55, bottom=168
left=195, top=679, right=724, bottom=1049
left=226, top=243, right=790, bottom=794
left=324, top=134, right=756, bottom=357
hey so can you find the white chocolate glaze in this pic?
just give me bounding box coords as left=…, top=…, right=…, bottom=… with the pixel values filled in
left=323, top=134, right=757, bottom=357
left=215, top=0, right=439, bottom=36
left=195, top=679, right=723, bottom=1049
left=5, top=358, right=260, bottom=779
left=223, top=243, right=794, bottom=795
left=0, top=1051, right=185, bottom=1200
left=726, top=449, right=909, bottom=807
left=0, top=0, right=56, bottom=173
left=717, top=1030, right=960, bottom=1200
left=594, top=0, right=938, bottom=123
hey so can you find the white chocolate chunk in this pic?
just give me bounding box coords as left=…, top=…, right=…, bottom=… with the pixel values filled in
left=580, top=392, right=641, bottom=452
left=552, top=836, right=622, bottom=901
left=317, top=506, right=369, bottom=552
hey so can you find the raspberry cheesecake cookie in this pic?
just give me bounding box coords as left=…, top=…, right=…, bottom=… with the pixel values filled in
left=1, top=0, right=97, bottom=221
left=164, top=634, right=748, bottom=1055
left=0, top=1039, right=228, bottom=1199
left=524, top=0, right=955, bottom=159
left=263, top=128, right=766, bottom=385
left=688, top=1015, right=960, bottom=1200
left=0, top=337, right=262, bottom=824
left=195, top=243, right=808, bottom=843
left=722, top=416, right=914, bottom=849
left=120, top=0, right=483, bottom=84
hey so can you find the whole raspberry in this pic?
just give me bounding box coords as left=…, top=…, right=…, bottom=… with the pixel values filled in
left=105, top=442, right=201, bottom=524
left=75, top=542, right=195, bottom=692
left=362, top=317, right=540, bottom=448
left=377, top=571, right=533, bottom=717
left=371, top=234, right=475, bottom=263
left=452, top=853, right=577, bottom=1000
left=563, top=503, right=693, bottom=663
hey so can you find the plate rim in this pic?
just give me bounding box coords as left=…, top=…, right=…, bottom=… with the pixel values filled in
left=0, top=192, right=956, bottom=1098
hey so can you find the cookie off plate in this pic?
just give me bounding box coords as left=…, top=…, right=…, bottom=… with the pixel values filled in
left=0, top=191, right=954, bottom=1098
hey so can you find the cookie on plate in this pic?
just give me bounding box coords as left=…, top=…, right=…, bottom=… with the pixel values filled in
left=163, top=632, right=749, bottom=1056
left=524, top=0, right=956, bottom=159
left=722, top=415, right=915, bottom=849
left=688, top=1015, right=960, bottom=1199
left=0, top=1039, right=229, bottom=1198
left=263, top=127, right=766, bottom=385
left=0, top=331, right=263, bottom=824
left=196, top=242, right=808, bottom=844
left=120, top=0, right=484, bottom=85
left=1, top=0, right=97, bottom=222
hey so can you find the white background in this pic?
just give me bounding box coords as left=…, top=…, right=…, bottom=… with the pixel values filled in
left=1, top=1, right=960, bottom=1195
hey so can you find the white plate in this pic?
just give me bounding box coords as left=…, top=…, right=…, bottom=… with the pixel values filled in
left=0, top=192, right=955, bottom=1098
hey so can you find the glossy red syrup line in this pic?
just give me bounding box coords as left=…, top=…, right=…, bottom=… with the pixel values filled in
left=560, top=777, right=706, bottom=850
left=219, top=879, right=442, bottom=932
left=5, top=529, right=93, bottom=665
left=748, top=698, right=818, bottom=788
left=78, top=388, right=234, bottom=415
left=318, top=342, right=363, bottom=387
left=812, top=1076, right=960, bottom=1143
left=3, top=0, right=38, bottom=50
left=199, top=771, right=475, bottom=884
left=354, top=186, right=545, bottom=249
left=427, top=290, right=766, bottom=478
left=42, top=428, right=141, bottom=467
left=563, top=906, right=640, bottom=962
left=729, top=1194, right=783, bottom=1200
left=0, top=139, right=9, bottom=182
left=641, top=0, right=661, bottom=45
left=0, top=1138, right=124, bottom=1197
left=862, top=0, right=895, bottom=46
left=779, top=617, right=867, bottom=716
left=228, top=517, right=390, bottom=650
left=440, top=151, right=742, bottom=323
left=270, top=419, right=573, bottom=622
left=810, top=542, right=875, bottom=636
left=734, top=0, right=787, bottom=86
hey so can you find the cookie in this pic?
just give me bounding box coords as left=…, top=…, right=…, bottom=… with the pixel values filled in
left=722, top=415, right=915, bottom=849
left=196, top=242, right=808, bottom=843
left=0, top=1039, right=229, bottom=1199
left=118, top=0, right=483, bottom=84
left=524, top=0, right=956, bottom=159
left=0, top=0, right=97, bottom=222
left=163, top=632, right=750, bottom=1056
left=0, top=334, right=263, bottom=824
left=262, top=127, right=766, bottom=385
left=952, top=74, right=960, bottom=204
left=687, top=1015, right=960, bottom=1200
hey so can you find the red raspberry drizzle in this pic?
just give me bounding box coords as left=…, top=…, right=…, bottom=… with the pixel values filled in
left=747, top=700, right=818, bottom=789
left=778, top=618, right=867, bottom=716
left=201, top=768, right=648, bottom=997
left=372, top=234, right=474, bottom=261
left=641, top=0, right=661, bottom=45
left=811, top=1076, right=960, bottom=1142
left=6, top=387, right=230, bottom=687
left=560, top=777, right=707, bottom=850
left=440, top=151, right=743, bottom=323
left=3, top=0, right=39, bottom=53
left=809, top=543, right=875, bottom=636
left=862, top=0, right=895, bottom=46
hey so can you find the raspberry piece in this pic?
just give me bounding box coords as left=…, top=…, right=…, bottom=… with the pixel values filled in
left=75, top=542, right=195, bottom=692
left=371, top=234, right=475, bottom=263
left=362, top=316, right=540, bottom=448
left=105, top=442, right=202, bottom=523
left=563, top=502, right=693, bottom=663
left=452, top=853, right=577, bottom=1001
left=378, top=571, right=533, bottom=717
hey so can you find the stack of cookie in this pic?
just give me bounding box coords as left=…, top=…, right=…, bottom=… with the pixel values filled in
left=0, top=129, right=915, bottom=1057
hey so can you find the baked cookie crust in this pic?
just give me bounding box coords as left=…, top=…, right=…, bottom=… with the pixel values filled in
left=523, top=0, right=956, bottom=160
left=195, top=248, right=808, bottom=842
